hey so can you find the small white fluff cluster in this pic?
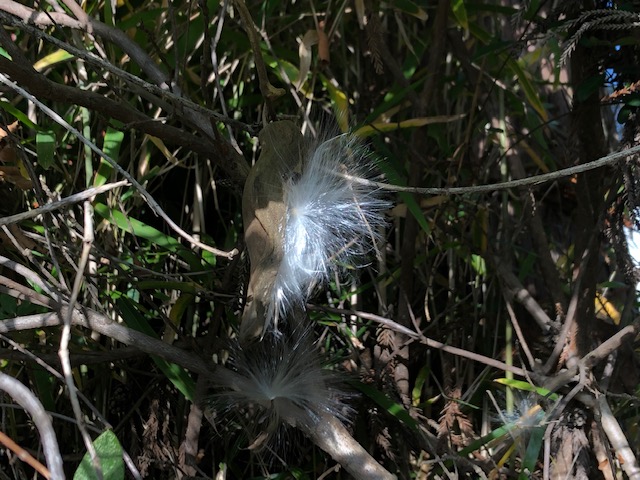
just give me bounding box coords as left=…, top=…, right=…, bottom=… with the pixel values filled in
left=213, top=330, right=350, bottom=447
left=268, top=132, right=390, bottom=325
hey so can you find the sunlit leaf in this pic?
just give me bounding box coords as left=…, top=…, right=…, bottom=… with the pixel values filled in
left=33, top=49, right=74, bottom=72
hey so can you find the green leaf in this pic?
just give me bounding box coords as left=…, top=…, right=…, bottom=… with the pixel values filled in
left=36, top=130, right=56, bottom=170
left=519, top=426, right=544, bottom=479
left=73, top=430, right=124, bottom=480
left=321, top=75, right=349, bottom=132
left=624, top=93, right=640, bottom=107
left=0, top=101, right=40, bottom=130
left=33, top=49, right=74, bottom=72
left=470, top=254, right=486, bottom=275
left=618, top=105, right=632, bottom=124
left=412, top=364, right=430, bottom=407
left=459, top=422, right=515, bottom=456
left=494, top=378, right=559, bottom=401
left=452, top=0, right=469, bottom=30
left=0, top=47, right=11, bottom=60
left=94, top=203, right=202, bottom=270
left=94, top=128, right=124, bottom=187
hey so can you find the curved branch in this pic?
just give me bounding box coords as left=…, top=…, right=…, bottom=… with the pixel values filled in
left=0, top=372, right=65, bottom=479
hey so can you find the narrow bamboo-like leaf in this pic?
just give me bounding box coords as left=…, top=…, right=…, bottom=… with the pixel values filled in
left=165, top=293, right=194, bottom=343
left=73, top=430, right=124, bottom=480
left=321, top=76, right=349, bottom=132
left=459, top=423, right=515, bottom=456
left=169, top=293, right=194, bottom=324
left=94, top=203, right=202, bottom=269
left=509, top=59, right=549, bottom=122
left=412, top=364, right=430, bottom=407
left=355, top=114, right=466, bottom=137
left=0, top=102, right=39, bottom=130
left=452, top=0, right=469, bottom=30
left=94, top=128, right=124, bottom=187
left=518, top=426, right=544, bottom=479
left=147, top=135, right=179, bottom=164
left=494, top=378, right=559, bottom=401
left=33, top=49, right=74, bottom=72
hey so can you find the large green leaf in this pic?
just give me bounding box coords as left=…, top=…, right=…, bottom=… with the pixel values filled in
left=73, top=430, right=124, bottom=480
left=36, top=130, right=56, bottom=170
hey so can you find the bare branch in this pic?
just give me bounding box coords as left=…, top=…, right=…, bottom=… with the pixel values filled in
left=0, top=181, right=128, bottom=227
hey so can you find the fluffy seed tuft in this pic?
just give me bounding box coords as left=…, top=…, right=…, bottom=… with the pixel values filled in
left=267, top=132, right=390, bottom=326
left=211, top=329, right=351, bottom=448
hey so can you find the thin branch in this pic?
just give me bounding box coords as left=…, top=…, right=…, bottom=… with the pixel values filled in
left=232, top=0, right=285, bottom=119
left=350, top=143, right=640, bottom=195
left=0, top=276, right=57, bottom=308
left=504, top=298, right=536, bottom=369
left=542, top=325, right=636, bottom=394
left=58, top=202, right=101, bottom=480
left=0, top=306, right=392, bottom=477
left=0, top=255, right=62, bottom=304
left=0, top=430, right=52, bottom=479
left=0, top=55, right=249, bottom=188
left=0, top=307, right=228, bottom=381
left=494, top=261, right=555, bottom=333
left=310, top=304, right=530, bottom=377
left=0, top=181, right=129, bottom=227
